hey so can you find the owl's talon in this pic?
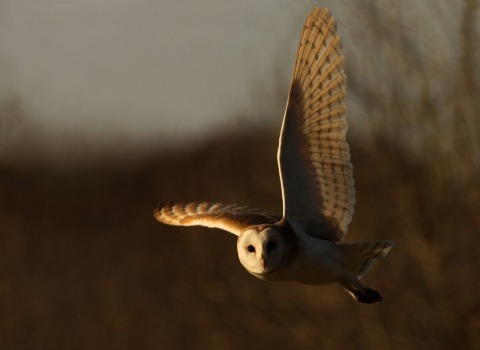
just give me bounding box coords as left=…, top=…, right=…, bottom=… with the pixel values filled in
left=364, top=288, right=382, bottom=302
left=350, top=288, right=382, bottom=303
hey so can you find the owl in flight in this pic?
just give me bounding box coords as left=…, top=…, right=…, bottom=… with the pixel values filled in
left=155, top=7, right=394, bottom=303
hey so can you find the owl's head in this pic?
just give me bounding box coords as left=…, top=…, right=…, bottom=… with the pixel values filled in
left=237, top=225, right=286, bottom=275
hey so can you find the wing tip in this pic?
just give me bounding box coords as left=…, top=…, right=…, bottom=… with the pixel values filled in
left=154, top=202, right=170, bottom=222
left=154, top=201, right=231, bottom=224
left=154, top=201, right=185, bottom=223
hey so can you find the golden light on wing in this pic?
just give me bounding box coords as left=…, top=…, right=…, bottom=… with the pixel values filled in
left=278, top=7, right=355, bottom=242
left=154, top=202, right=282, bottom=236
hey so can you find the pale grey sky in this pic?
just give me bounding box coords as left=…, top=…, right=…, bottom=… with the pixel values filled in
left=0, top=0, right=459, bottom=159
left=0, top=1, right=318, bottom=152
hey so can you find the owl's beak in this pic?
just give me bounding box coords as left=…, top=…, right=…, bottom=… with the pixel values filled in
left=260, top=253, right=268, bottom=269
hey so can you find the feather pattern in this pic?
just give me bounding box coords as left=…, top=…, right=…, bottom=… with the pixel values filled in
left=154, top=202, right=282, bottom=236
left=278, top=7, right=355, bottom=242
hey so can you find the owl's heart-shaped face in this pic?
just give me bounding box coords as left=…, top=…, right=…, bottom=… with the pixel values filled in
left=237, top=225, right=286, bottom=275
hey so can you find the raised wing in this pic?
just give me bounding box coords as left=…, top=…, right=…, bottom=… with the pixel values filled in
left=154, top=202, right=282, bottom=236
left=278, top=7, right=355, bottom=242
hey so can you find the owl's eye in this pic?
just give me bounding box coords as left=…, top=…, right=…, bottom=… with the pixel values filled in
left=247, top=245, right=255, bottom=253
left=267, top=242, right=277, bottom=251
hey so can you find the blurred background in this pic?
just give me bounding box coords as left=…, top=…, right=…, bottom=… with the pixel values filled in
left=1, top=0, right=479, bottom=349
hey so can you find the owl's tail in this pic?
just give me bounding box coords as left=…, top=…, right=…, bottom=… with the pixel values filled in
left=338, top=241, right=394, bottom=279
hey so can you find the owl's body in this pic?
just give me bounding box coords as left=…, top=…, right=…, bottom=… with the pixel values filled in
left=236, top=220, right=392, bottom=302
left=155, top=7, right=394, bottom=303
left=243, top=222, right=340, bottom=285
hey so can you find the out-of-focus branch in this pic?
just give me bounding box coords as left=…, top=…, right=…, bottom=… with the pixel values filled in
left=343, top=0, right=479, bottom=182
left=460, top=0, right=479, bottom=92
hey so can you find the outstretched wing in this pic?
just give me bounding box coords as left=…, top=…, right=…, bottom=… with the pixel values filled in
left=278, top=7, right=355, bottom=242
left=154, top=202, right=282, bottom=236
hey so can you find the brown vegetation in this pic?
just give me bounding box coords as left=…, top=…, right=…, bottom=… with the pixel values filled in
left=0, top=124, right=479, bottom=349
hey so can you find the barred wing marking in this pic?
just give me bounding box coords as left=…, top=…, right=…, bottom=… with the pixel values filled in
left=278, top=7, right=355, bottom=242
left=154, top=202, right=282, bottom=236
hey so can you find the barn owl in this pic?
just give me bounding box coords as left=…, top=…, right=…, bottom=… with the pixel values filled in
left=155, top=7, right=394, bottom=303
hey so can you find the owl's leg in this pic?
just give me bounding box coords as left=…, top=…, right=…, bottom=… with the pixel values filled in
left=337, top=270, right=382, bottom=304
